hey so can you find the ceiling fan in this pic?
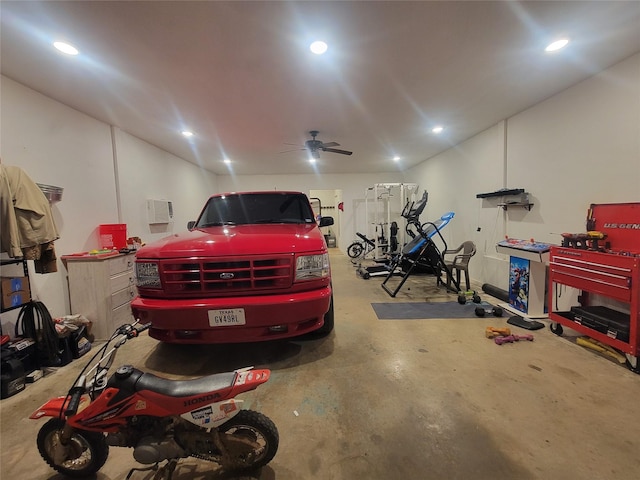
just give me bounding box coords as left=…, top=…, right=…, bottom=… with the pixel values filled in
left=304, top=130, right=353, bottom=159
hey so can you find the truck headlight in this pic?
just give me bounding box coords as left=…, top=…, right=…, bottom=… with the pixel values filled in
left=295, top=254, right=329, bottom=281
left=136, top=262, right=161, bottom=288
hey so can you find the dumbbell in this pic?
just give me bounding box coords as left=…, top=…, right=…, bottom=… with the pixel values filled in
left=457, top=291, right=482, bottom=305
left=475, top=305, right=503, bottom=317
left=485, top=326, right=511, bottom=338
left=494, top=334, right=534, bottom=345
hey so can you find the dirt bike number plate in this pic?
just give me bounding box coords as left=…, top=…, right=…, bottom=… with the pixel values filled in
left=208, top=308, right=246, bottom=326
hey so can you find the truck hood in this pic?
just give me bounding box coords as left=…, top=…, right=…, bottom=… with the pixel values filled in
left=136, top=224, right=328, bottom=259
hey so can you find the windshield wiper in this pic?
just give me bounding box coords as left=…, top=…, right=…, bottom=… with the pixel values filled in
left=254, top=219, right=303, bottom=224
left=198, top=221, right=237, bottom=227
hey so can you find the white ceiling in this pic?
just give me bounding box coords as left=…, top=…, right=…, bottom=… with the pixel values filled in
left=2, top=1, right=639, bottom=175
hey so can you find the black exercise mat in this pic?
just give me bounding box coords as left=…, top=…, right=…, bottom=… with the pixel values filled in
left=371, top=301, right=486, bottom=320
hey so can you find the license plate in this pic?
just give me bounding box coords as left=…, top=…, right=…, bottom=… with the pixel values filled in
left=208, top=309, right=246, bottom=327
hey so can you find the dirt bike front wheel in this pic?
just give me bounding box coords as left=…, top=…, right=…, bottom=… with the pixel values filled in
left=37, top=418, right=109, bottom=478
left=218, top=409, right=279, bottom=472
left=347, top=242, right=365, bottom=258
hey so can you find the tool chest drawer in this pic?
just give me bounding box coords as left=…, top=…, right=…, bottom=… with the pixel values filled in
left=549, top=248, right=635, bottom=302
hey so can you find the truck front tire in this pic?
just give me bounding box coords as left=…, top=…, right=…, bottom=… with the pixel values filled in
left=316, top=294, right=334, bottom=335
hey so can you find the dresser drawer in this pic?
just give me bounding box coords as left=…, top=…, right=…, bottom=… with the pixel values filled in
left=110, top=270, right=134, bottom=293
left=108, top=254, right=135, bottom=276
left=111, top=286, right=136, bottom=309
left=112, top=302, right=134, bottom=330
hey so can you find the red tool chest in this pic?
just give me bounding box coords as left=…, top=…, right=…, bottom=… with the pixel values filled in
left=548, top=202, right=640, bottom=373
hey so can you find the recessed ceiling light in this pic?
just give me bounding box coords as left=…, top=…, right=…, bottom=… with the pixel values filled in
left=432, top=126, right=444, bottom=134
left=393, top=156, right=400, bottom=162
left=223, top=158, right=231, bottom=164
left=545, top=38, right=569, bottom=52
left=53, top=41, right=78, bottom=55
left=310, top=41, right=328, bottom=55
left=181, top=131, right=194, bottom=137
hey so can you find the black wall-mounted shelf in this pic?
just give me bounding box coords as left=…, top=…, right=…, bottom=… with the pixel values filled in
left=477, top=189, right=533, bottom=210
left=476, top=188, right=525, bottom=199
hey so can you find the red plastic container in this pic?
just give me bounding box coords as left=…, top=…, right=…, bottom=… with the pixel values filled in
left=99, top=224, right=127, bottom=250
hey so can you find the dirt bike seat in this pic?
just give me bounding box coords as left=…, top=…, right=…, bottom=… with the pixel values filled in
left=109, top=365, right=236, bottom=397
left=137, top=371, right=236, bottom=397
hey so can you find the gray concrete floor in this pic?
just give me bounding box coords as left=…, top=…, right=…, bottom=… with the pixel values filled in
left=2, top=249, right=640, bottom=479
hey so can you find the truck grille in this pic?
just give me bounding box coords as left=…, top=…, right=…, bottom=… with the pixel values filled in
left=158, top=255, right=294, bottom=295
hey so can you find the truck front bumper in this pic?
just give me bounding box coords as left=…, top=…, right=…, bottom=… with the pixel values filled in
left=130, top=286, right=332, bottom=344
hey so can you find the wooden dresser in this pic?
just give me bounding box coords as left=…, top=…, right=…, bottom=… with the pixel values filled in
left=63, top=252, right=136, bottom=340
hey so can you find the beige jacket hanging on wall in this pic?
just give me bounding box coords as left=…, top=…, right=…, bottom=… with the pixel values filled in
left=0, top=165, right=60, bottom=269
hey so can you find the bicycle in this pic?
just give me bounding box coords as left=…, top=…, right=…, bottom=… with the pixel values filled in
left=347, top=232, right=378, bottom=259
left=347, top=223, right=397, bottom=259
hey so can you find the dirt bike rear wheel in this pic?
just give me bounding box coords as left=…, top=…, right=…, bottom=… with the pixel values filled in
left=37, top=418, right=109, bottom=478
left=218, top=409, right=279, bottom=472
left=347, top=242, right=364, bottom=259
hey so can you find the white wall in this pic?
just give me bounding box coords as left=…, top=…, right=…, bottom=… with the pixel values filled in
left=115, top=128, right=218, bottom=244
left=506, top=53, right=640, bottom=242
left=405, top=52, right=640, bottom=292
left=0, top=77, right=217, bottom=335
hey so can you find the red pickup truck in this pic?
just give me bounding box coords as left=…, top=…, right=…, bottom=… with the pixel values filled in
left=130, top=191, right=334, bottom=343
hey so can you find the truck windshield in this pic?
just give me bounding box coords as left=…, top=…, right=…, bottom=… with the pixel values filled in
left=196, top=193, right=316, bottom=227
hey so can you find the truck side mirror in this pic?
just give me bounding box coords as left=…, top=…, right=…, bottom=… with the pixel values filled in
left=187, top=221, right=196, bottom=230
left=319, top=216, right=334, bottom=227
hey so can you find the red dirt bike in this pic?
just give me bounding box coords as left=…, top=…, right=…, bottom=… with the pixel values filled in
left=29, top=321, right=278, bottom=478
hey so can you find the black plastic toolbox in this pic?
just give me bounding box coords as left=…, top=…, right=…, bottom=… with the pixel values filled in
left=570, top=306, right=630, bottom=343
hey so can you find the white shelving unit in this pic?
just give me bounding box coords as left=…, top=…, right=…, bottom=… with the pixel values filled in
left=364, top=183, right=419, bottom=258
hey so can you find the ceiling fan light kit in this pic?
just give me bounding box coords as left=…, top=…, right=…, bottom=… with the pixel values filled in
left=304, top=130, right=353, bottom=159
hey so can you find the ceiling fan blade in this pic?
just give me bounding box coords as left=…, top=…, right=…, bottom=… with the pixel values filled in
left=321, top=141, right=340, bottom=148
left=278, top=148, right=305, bottom=154
left=322, top=147, right=353, bottom=156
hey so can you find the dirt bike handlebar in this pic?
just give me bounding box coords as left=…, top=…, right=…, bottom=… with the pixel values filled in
left=126, top=322, right=152, bottom=338
left=65, top=378, right=86, bottom=416
left=63, top=321, right=153, bottom=417
left=115, top=321, right=152, bottom=339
